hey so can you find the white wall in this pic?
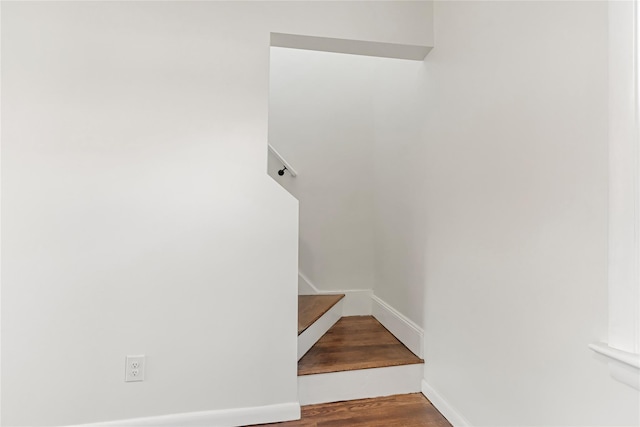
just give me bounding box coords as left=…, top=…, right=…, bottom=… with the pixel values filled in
left=0, top=2, right=433, bottom=426
left=422, top=1, right=640, bottom=426
left=268, top=48, right=376, bottom=292
left=371, top=60, right=429, bottom=326
left=268, top=49, right=429, bottom=329
left=608, top=0, right=640, bottom=356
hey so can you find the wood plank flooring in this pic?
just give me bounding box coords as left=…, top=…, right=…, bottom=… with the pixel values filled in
left=298, top=295, right=345, bottom=335
left=250, top=393, right=452, bottom=427
left=298, top=316, right=423, bottom=376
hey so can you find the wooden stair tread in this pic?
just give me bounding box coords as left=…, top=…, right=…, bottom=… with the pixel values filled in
left=298, top=316, right=424, bottom=376
left=298, top=294, right=345, bottom=335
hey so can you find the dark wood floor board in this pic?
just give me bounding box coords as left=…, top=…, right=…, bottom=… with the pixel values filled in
left=298, top=316, right=423, bottom=376
left=251, top=393, right=451, bottom=427
left=298, top=295, right=345, bottom=335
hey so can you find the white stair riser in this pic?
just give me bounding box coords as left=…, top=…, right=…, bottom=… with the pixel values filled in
left=298, top=364, right=423, bottom=405
left=298, top=299, right=343, bottom=360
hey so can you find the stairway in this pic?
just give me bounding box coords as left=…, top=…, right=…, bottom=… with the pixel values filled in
left=297, top=295, right=424, bottom=406
left=298, top=295, right=345, bottom=360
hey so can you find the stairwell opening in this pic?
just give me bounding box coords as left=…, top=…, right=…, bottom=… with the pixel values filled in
left=266, top=45, right=429, bottom=331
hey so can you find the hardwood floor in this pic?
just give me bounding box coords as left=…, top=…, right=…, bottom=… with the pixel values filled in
left=251, top=393, right=452, bottom=427
left=298, top=316, right=424, bottom=376
left=298, top=295, right=345, bottom=335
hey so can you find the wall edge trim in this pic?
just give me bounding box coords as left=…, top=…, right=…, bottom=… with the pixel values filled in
left=421, top=379, right=472, bottom=427
left=70, top=402, right=301, bottom=427
left=270, top=32, right=433, bottom=61
left=298, top=272, right=372, bottom=315
left=371, top=295, right=424, bottom=358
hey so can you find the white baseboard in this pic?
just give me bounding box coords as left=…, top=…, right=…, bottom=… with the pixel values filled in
left=298, top=272, right=372, bottom=315
left=75, top=402, right=301, bottom=427
left=297, top=272, right=322, bottom=295
left=298, top=274, right=316, bottom=295
left=371, top=295, right=423, bottom=358
left=421, top=379, right=472, bottom=427
left=299, top=363, right=423, bottom=406
left=298, top=299, right=343, bottom=360
left=338, top=290, right=373, bottom=315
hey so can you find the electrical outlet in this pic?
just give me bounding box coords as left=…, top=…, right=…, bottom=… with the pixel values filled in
left=125, top=355, right=145, bottom=382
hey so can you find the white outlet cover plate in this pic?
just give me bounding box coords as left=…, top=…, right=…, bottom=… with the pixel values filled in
left=125, top=355, right=145, bottom=382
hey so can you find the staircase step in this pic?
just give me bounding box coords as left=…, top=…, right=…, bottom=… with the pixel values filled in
left=298, top=364, right=424, bottom=406
left=298, top=316, right=423, bottom=376
left=297, top=316, right=424, bottom=405
left=298, top=294, right=345, bottom=361
left=298, top=294, right=345, bottom=335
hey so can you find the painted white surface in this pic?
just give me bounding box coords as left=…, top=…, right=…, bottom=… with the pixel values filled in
left=371, top=295, right=423, bottom=358
left=589, top=342, right=640, bottom=390
left=599, top=0, right=640, bottom=388
left=421, top=380, right=471, bottom=427
left=338, top=290, right=373, bottom=316
left=268, top=144, right=298, bottom=177
left=296, top=272, right=373, bottom=316
left=0, top=2, right=433, bottom=426
left=268, top=47, right=377, bottom=293
left=76, top=402, right=300, bottom=427
left=297, top=274, right=316, bottom=295
left=422, top=1, right=640, bottom=426
left=78, top=402, right=300, bottom=427
left=589, top=343, right=640, bottom=370
left=371, top=57, right=429, bottom=327
left=271, top=33, right=432, bottom=61
left=269, top=47, right=428, bottom=327
left=298, top=299, right=343, bottom=361
left=298, top=363, right=423, bottom=405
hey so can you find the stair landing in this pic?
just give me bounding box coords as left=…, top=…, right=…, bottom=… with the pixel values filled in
left=298, top=294, right=345, bottom=335
left=298, top=316, right=423, bottom=376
